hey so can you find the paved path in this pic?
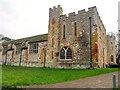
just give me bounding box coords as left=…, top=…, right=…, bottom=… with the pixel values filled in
left=17, top=71, right=120, bottom=88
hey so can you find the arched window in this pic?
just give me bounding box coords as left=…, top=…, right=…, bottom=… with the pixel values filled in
left=60, top=48, right=65, bottom=59
left=110, top=42, right=113, bottom=50
left=66, top=48, right=72, bottom=59
left=60, top=47, right=72, bottom=60
left=74, top=22, right=77, bottom=37
left=111, top=55, right=114, bottom=62
left=63, top=25, right=66, bottom=39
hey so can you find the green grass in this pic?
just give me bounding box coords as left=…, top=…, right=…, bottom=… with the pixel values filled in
left=2, top=65, right=120, bottom=87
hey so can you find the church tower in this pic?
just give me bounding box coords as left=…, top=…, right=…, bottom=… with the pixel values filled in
left=46, top=5, right=63, bottom=67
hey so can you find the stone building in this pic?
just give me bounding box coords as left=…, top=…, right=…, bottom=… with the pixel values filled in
left=107, top=35, right=116, bottom=64
left=1, top=5, right=116, bottom=69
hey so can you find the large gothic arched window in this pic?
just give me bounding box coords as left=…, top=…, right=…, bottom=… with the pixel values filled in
left=60, top=47, right=72, bottom=60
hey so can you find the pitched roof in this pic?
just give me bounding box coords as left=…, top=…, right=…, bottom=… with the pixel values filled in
left=2, top=34, right=48, bottom=46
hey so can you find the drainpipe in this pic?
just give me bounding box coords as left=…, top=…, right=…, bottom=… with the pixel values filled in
left=43, top=49, right=46, bottom=67
left=19, top=49, right=22, bottom=66
left=5, top=50, right=8, bottom=65
left=89, top=17, right=93, bottom=68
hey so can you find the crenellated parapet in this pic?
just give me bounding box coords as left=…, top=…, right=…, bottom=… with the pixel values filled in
left=107, top=34, right=116, bottom=40
left=59, top=6, right=98, bottom=23
left=49, top=5, right=63, bottom=18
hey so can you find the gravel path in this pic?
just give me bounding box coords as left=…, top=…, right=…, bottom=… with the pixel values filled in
left=17, top=71, right=120, bottom=88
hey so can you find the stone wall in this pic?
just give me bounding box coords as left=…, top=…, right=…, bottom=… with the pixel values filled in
left=0, top=52, right=2, bottom=65
left=1, top=41, right=47, bottom=67
left=96, top=11, right=108, bottom=68
left=107, top=35, right=116, bottom=64
left=46, top=5, right=105, bottom=69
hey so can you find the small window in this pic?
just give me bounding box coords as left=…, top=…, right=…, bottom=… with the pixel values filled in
left=63, top=25, right=66, bottom=39
left=74, top=22, right=77, bottom=37
left=29, top=43, right=38, bottom=54
left=110, top=43, right=113, bottom=50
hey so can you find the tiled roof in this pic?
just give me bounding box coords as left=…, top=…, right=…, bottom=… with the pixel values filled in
left=2, top=34, right=48, bottom=46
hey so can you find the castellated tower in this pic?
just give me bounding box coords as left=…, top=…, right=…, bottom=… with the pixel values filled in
left=46, top=5, right=109, bottom=68
left=46, top=5, right=63, bottom=68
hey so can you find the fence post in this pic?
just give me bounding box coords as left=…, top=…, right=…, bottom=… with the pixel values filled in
left=113, top=74, right=116, bottom=89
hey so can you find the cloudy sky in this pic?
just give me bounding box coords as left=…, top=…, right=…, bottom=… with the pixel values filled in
left=0, top=0, right=119, bottom=39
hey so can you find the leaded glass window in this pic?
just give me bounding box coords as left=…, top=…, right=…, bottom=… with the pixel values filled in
left=60, top=47, right=72, bottom=60
left=29, top=43, right=38, bottom=54
left=66, top=48, right=72, bottom=59
left=60, top=48, right=65, bottom=59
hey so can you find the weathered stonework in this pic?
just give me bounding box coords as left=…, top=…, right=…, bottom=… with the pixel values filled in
left=1, top=5, right=116, bottom=69
left=107, top=35, right=116, bottom=64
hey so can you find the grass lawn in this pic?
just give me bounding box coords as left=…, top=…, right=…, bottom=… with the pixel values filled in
left=2, top=65, right=120, bottom=87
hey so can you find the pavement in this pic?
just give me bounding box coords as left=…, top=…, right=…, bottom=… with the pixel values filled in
left=17, top=71, right=120, bottom=89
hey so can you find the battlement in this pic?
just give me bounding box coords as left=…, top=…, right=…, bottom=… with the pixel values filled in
left=60, top=14, right=67, bottom=20
left=107, top=34, right=116, bottom=39
left=49, top=5, right=99, bottom=25
left=78, top=9, right=86, bottom=14
left=49, top=5, right=63, bottom=17
left=88, top=6, right=97, bottom=11
left=49, top=5, right=97, bottom=20
left=68, top=12, right=76, bottom=17
left=49, top=5, right=63, bottom=12
left=59, top=5, right=97, bottom=21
